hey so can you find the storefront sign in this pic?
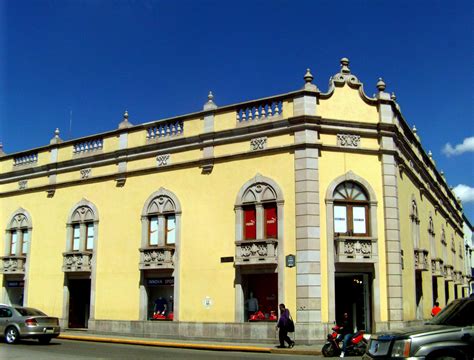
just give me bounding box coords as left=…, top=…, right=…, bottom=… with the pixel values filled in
left=7, top=281, right=24, bottom=288
left=286, top=254, right=296, bottom=268
left=147, top=277, right=174, bottom=286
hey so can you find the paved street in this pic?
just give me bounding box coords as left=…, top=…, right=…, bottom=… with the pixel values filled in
left=0, top=339, right=362, bottom=359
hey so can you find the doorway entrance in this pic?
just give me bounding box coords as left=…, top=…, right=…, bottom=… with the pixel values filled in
left=335, top=273, right=371, bottom=332
left=242, top=273, right=278, bottom=321
left=68, top=279, right=91, bottom=328
left=4, top=278, right=24, bottom=306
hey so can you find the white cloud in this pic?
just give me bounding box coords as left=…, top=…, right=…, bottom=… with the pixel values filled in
left=453, top=184, right=474, bottom=203
left=442, top=136, right=474, bottom=157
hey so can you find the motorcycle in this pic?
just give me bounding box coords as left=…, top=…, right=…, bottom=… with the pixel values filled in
left=322, top=324, right=367, bottom=357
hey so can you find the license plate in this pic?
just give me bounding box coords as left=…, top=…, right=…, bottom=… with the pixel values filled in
left=45, top=328, right=54, bottom=334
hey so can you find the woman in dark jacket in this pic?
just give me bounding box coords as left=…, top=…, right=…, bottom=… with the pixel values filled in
left=276, top=303, right=295, bottom=348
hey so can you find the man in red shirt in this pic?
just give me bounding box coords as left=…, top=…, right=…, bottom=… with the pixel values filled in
left=431, top=301, right=442, bottom=317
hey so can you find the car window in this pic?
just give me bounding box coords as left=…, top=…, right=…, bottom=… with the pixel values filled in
left=14, top=307, right=46, bottom=316
left=0, top=308, right=13, bottom=318
left=430, top=299, right=474, bottom=326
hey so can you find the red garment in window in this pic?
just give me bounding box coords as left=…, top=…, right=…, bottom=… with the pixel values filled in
left=265, top=205, right=277, bottom=238
left=244, top=207, right=256, bottom=240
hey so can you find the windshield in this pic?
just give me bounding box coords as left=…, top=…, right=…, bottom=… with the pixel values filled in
left=14, top=307, right=46, bottom=316
left=429, top=299, right=474, bottom=327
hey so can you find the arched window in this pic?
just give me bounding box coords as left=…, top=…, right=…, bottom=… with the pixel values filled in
left=333, top=181, right=369, bottom=236
left=141, top=189, right=181, bottom=248
left=428, top=216, right=436, bottom=257
left=410, top=200, right=420, bottom=248
left=66, top=200, right=99, bottom=252
left=5, top=210, right=32, bottom=256
left=235, top=174, right=283, bottom=242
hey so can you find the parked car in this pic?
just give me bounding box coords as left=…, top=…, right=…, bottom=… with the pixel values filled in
left=0, top=305, right=60, bottom=344
left=363, top=296, right=474, bottom=360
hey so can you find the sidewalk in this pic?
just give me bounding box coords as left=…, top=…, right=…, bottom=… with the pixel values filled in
left=58, top=329, right=324, bottom=356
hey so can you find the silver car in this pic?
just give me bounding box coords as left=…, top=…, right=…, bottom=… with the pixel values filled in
left=0, top=305, right=60, bottom=344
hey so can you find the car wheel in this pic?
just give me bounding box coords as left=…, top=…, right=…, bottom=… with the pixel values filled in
left=38, top=336, right=52, bottom=344
left=5, top=326, right=19, bottom=344
left=427, top=352, right=464, bottom=360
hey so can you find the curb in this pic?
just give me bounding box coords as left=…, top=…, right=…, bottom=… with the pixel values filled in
left=58, top=334, right=322, bottom=355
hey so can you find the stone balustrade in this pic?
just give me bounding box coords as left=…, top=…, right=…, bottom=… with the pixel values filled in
left=73, top=138, right=103, bottom=154
left=139, top=246, right=175, bottom=270
left=0, top=255, right=27, bottom=274
left=237, top=100, right=282, bottom=123
left=431, top=258, right=444, bottom=277
left=334, top=236, right=377, bottom=262
left=146, top=120, right=183, bottom=140
left=453, top=271, right=463, bottom=284
left=62, top=251, right=93, bottom=272
left=13, top=152, right=38, bottom=166
left=414, top=248, right=429, bottom=271
left=443, top=264, right=454, bottom=280
left=235, top=239, right=278, bottom=265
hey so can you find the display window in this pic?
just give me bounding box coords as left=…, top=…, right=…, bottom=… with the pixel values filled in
left=243, top=206, right=257, bottom=240
left=264, top=204, right=277, bottom=238
left=146, top=277, right=174, bottom=320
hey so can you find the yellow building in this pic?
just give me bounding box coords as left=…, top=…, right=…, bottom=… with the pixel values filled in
left=0, top=58, right=470, bottom=342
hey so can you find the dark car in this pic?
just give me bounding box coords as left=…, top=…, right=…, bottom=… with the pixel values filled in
left=0, top=305, right=60, bottom=344
left=363, top=297, right=474, bottom=360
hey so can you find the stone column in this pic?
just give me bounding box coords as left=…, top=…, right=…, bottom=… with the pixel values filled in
left=377, top=79, right=403, bottom=329
left=293, top=77, right=321, bottom=339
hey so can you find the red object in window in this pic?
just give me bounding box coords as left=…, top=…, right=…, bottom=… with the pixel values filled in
left=265, top=205, right=277, bottom=238
left=244, top=207, right=256, bottom=240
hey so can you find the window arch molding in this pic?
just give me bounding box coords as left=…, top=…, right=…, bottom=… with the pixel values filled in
left=428, top=213, right=436, bottom=258
left=66, top=199, right=99, bottom=252
left=141, top=187, right=182, bottom=248
left=234, top=173, right=284, bottom=242
left=325, top=171, right=378, bottom=240
left=5, top=208, right=33, bottom=256
left=410, top=196, right=421, bottom=249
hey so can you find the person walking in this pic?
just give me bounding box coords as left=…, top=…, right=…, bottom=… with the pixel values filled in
left=431, top=302, right=441, bottom=317
left=276, top=303, right=295, bottom=348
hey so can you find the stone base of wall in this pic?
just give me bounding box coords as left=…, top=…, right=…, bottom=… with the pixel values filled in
left=59, top=319, right=428, bottom=342
left=62, top=319, right=330, bottom=344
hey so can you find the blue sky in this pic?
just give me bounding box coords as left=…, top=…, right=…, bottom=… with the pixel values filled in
left=1, top=0, right=473, bottom=220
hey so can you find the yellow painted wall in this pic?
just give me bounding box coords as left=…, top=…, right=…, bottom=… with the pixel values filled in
left=0, top=151, right=296, bottom=322
left=318, top=85, right=379, bottom=123
left=319, top=151, right=387, bottom=322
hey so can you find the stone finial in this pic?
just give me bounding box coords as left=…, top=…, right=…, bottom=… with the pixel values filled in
left=340, top=57, right=350, bottom=74
left=412, top=125, right=420, bottom=142
left=0, top=142, right=5, bottom=156
left=440, top=170, right=445, bottom=178
left=376, top=78, right=386, bottom=92
left=428, top=150, right=432, bottom=158
left=203, top=91, right=217, bottom=111
left=303, top=68, right=318, bottom=91
left=50, top=128, right=63, bottom=145
left=304, top=68, right=314, bottom=84
left=391, top=92, right=397, bottom=101
left=118, top=109, right=133, bottom=129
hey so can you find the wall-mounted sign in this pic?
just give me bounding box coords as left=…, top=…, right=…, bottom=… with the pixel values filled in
left=7, top=281, right=24, bottom=288
left=286, top=254, right=296, bottom=268
left=147, top=277, right=174, bottom=286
